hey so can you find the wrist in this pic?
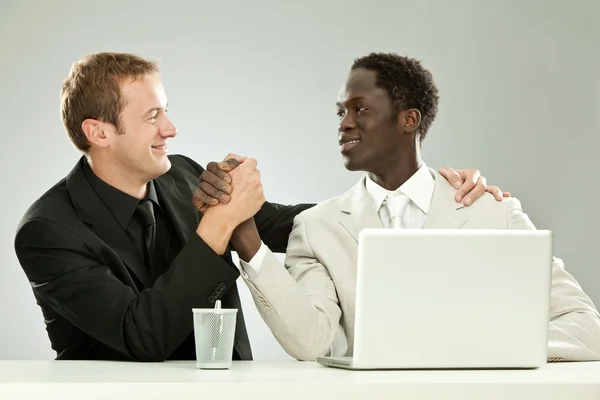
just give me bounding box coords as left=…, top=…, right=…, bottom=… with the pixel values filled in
left=231, top=218, right=261, bottom=262
left=196, top=208, right=236, bottom=255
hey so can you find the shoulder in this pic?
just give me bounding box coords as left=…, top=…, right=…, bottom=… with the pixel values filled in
left=14, top=178, right=86, bottom=259
left=432, top=171, right=523, bottom=217
left=463, top=193, right=523, bottom=215
left=451, top=192, right=529, bottom=230
left=17, top=177, right=72, bottom=230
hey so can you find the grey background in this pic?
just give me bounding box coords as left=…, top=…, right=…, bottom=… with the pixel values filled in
left=0, top=0, right=598, bottom=360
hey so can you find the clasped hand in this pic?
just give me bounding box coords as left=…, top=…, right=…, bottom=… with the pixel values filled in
left=193, top=154, right=265, bottom=226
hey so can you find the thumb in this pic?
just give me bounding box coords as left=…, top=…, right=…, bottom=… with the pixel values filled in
left=218, top=156, right=245, bottom=172
left=223, top=153, right=246, bottom=163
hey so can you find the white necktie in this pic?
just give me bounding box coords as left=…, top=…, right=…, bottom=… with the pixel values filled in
left=384, top=193, right=410, bottom=229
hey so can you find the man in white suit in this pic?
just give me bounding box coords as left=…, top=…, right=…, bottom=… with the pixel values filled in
left=196, top=53, right=600, bottom=362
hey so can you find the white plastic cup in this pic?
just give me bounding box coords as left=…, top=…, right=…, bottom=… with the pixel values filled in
left=192, top=301, right=238, bottom=369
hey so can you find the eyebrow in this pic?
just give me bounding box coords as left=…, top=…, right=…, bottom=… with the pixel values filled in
left=336, top=95, right=366, bottom=107
left=143, top=103, right=168, bottom=116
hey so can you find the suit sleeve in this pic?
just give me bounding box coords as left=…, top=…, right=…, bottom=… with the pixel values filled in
left=253, top=201, right=314, bottom=253
left=242, top=214, right=346, bottom=361
left=14, top=217, right=240, bottom=362
left=505, top=198, right=600, bottom=361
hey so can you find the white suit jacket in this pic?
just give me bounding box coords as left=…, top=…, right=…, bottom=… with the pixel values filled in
left=242, top=171, right=600, bottom=362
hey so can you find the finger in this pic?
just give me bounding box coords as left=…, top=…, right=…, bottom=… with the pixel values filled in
left=205, top=161, right=233, bottom=183
left=218, top=153, right=246, bottom=172
left=192, top=194, right=214, bottom=211
left=463, top=176, right=486, bottom=206
left=485, top=185, right=503, bottom=202
left=193, top=181, right=229, bottom=206
left=218, top=158, right=242, bottom=173
left=192, top=196, right=210, bottom=212
left=223, top=153, right=247, bottom=163
left=213, top=161, right=240, bottom=177
left=192, top=188, right=214, bottom=209
left=438, top=166, right=464, bottom=190
left=455, top=169, right=481, bottom=203
left=192, top=197, right=205, bottom=211
left=201, top=170, right=232, bottom=195
left=202, top=181, right=230, bottom=203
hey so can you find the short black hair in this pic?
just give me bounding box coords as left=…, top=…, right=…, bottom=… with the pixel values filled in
left=351, top=52, right=440, bottom=140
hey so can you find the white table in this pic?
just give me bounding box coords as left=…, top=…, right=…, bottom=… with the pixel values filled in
left=1, top=360, right=599, bottom=399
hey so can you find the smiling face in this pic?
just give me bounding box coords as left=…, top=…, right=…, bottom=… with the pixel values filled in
left=336, top=68, right=415, bottom=175
left=86, top=72, right=178, bottom=184
left=109, top=73, right=177, bottom=180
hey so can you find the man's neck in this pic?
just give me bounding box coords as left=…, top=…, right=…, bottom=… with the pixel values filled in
left=368, top=149, right=423, bottom=191
left=86, top=154, right=148, bottom=200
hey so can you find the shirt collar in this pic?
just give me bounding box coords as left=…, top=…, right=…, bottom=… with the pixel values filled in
left=365, top=162, right=435, bottom=214
left=82, top=158, right=160, bottom=229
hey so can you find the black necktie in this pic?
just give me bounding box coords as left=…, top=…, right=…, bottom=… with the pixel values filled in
left=136, top=200, right=163, bottom=280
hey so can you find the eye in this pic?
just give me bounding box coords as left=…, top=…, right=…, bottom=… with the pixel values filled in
left=336, top=109, right=345, bottom=118
left=356, top=106, right=368, bottom=114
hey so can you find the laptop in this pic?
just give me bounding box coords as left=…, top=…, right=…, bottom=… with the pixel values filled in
left=317, top=229, right=553, bottom=370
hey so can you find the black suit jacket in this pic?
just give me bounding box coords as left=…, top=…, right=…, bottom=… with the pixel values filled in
left=14, top=154, right=313, bottom=361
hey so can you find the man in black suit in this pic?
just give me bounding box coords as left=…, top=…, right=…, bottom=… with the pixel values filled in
left=14, top=52, right=504, bottom=362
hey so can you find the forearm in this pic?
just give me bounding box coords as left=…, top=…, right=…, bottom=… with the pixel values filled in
left=244, top=250, right=342, bottom=361
left=231, top=218, right=261, bottom=262
left=195, top=209, right=235, bottom=255
left=123, top=234, right=241, bottom=361
left=548, top=312, right=600, bottom=361
left=504, top=200, right=600, bottom=361
left=254, top=202, right=314, bottom=253
left=545, top=258, right=600, bottom=362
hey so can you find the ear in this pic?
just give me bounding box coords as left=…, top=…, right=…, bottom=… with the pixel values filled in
left=398, top=108, right=421, bottom=134
left=81, top=119, right=111, bottom=149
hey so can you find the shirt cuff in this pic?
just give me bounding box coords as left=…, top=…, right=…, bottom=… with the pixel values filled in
left=239, top=241, right=268, bottom=279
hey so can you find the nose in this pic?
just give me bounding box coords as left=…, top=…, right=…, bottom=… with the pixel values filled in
left=338, top=113, right=356, bottom=133
left=159, top=115, right=178, bottom=138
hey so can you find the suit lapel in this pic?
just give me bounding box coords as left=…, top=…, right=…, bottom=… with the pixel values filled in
left=339, top=176, right=383, bottom=242
left=338, top=171, right=468, bottom=239
left=425, top=171, right=468, bottom=229
left=66, top=158, right=153, bottom=288
left=154, top=173, right=200, bottom=246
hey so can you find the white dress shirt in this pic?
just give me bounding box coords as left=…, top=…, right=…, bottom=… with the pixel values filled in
left=239, top=163, right=435, bottom=277
left=239, top=237, right=269, bottom=278
left=365, top=162, right=435, bottom=229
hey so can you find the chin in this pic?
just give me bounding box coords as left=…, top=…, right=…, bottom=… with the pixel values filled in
left=146, top=157, right=171, bottom=180
left=342, top=155, right=365, bottom=172
left=157, top=157, right=172, bottom=174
